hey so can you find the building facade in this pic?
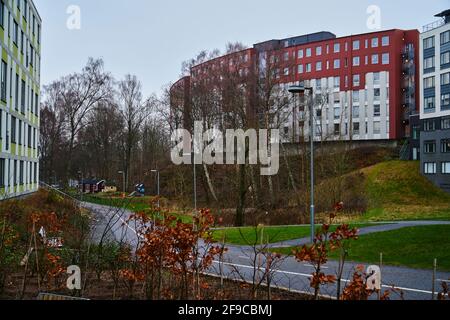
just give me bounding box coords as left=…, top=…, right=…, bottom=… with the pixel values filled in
left=419, top=10, right=450, bottom=193
left=171, top=29, right=419, bottom=147
left=0, top=0, right=41, bottom=199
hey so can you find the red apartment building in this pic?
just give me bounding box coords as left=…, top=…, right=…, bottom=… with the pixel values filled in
left=170, top=29, right=419, bottom=146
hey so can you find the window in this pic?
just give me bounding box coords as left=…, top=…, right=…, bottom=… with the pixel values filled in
left=382, top=53, right=390, bottom=65
left=442, top=140, right=450, bottom=153
left=424, top=76, right=435, bottom=89
left=374, top=88, right=381, bottom=101
left=424, top=57, right=435, bottom=69
left=19, top=161, right=23, bottom=185
left=334, top=107, right=340, bottom=120
left=283, top=68, right=289, bottom=76
left=443, top=162, right=450, bottom=174
left=371, top=54, right=379, bottom=64
left=382, top=36, right=390, bottom=46
left=27, top=125, right=31, bottom=147
left=334, top=77, right=340, bottom=89
left=298, top=49, right=304, bottom=59
left=424, top=163, right=437, bottom=175
left=333, top=59, right=340, bottom=69
left=306, top=48, right=312, bottom=57
left=283, top=52, right=289, bottom=61
left=442, top=94, right=450, bottom=108
left=412, top=125, right=421, bottom=140
left=305, top=63, right=312, bottom=73
left=442, top=117, right=450, bottom=129
left=353, top=74, right=360, bottom=87
left=353, top=40, right=360, bottom=50
left=371, top=37, right=379, bottom=48
left=35, top=92, right=38, bottom=114
left=21, top=79, right=25, bottom=113
left=424, top=141, right=436, bottom=153
left=18, top=120, right=22, bottom=145
left=424, top=120, right=435, bottom=131
left=442, top=72, right=450, bottom=85
left=334, top=124, right=340, bottom=135
left=0, top=1, right=4, bottom=28
left=423, top=36, right=435, bottom=49
left=353, top=123, right=360, bottom=135
left=374, top=104, right=381, bottom=117
left=20, top=31, right=24, bottom=54
left=441, top=51, right=450, bottom=65
left=373, top=121, right=381, bottom=134
left=353, top=105, right=360, bottom=118
left=11, top=116, right=16, bottom=143
left=0, top=158, right=4, bottom=188
left=316, top=61, right=322, bottom=71
left=334, top=43, right=340, bottom=53
left=353, top=56, right=360, bottom=66
left=298, top=64, right=304, bottom=74
left=0, top=60, right=6, bottom=102
left=15, top=74, right=19, bottom=110
left=13, top=20, right=18, bottom=45
left=316, top=46, right=322, bottom=56
left=315, top=79, right=322, bottom=90
left=442, top=31, right=450, bottom=45
left=424, top=97, right=435, bottom=110
left=352, top=92, right=360, bottom=103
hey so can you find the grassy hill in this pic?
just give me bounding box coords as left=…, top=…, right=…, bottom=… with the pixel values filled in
left=359, top=161, right=450, bottom=221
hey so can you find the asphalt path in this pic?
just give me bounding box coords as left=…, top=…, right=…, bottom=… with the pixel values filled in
left=82, top=201, right=450, bottom=300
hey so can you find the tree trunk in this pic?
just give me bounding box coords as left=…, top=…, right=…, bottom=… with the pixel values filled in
left=203, top=164, right=218, bottom=202
left=235, top=164, right=247, bottom=227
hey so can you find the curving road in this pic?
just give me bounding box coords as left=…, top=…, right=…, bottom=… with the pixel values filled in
left=83, top=201, right=450, bottom=300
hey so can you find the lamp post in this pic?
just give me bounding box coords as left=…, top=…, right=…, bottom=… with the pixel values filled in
left=289, top=84, right=315, bottom=243
left=151, top=170, right=160, bottom=208
left=118, top=171, right=125, bottom=194
left=78, top=171, right=83, bottom=202
left=183, top=151, right=197, bottom=229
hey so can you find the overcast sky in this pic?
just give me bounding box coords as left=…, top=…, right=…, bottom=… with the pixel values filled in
left=34, top=0, right=449, bottom=97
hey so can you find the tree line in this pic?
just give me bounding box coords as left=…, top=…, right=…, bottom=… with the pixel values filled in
left=40, top=58, right=170, bottom=193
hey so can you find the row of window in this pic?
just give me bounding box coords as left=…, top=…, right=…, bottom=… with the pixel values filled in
left=0, top=110, right=38, bottom=149
left=294, top=36, right=390, bottom=59
left=423, top=30, right=450, bottom=50
left=424, top=72, right=450, bottom=88
left=295, top=53, right=390, bottom=75
left=284, top=120, right=387, bottom=138
left=0, top=58, right=38, bottom=112
left=423, top=51, right=450, bottom=71
left=0, top=0, right=41, bottom=42
left=423, top=117, right=450, bottom=131
left=423, top=139, right=450, bottom=154
left=0, top=1, right=41, bottom=81
left=424, top=94, right=450, bottom=110
left=424, top=162, right=450, bottom=175
left=0, top=158, right=38, bottom=188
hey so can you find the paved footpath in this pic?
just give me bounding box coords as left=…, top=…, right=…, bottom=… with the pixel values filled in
left=83, top=201, right=450, bottom=300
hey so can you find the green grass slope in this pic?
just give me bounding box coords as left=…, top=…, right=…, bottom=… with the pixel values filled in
left=360, top=161, right=450, bottom=221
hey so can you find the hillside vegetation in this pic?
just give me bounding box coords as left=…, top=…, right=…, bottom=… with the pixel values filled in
left=359, top=161, right=450, bottom=221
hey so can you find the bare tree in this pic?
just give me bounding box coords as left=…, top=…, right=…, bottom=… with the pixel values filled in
left=117, top=75, right=153, bottom=192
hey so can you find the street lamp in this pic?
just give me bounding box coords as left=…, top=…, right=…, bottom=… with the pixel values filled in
left=183, top=152, right=197, bottom=212
left=289, top=83, right=315, bottom=243
left=118, top=171, right=125, bottom=194
left=78, top=171, right=83, bottom=202
left=151, top=170, right=160, bottom=208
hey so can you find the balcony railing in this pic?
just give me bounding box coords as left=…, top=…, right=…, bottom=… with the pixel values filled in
left=423, top=19, right=445, bottom=32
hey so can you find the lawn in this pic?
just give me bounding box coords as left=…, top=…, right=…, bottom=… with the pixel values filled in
left=81, top=194, right=193, bottom=224
left=212, top=223, right=380, bottom=245
left=273, top=225, right=450, bottom=272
